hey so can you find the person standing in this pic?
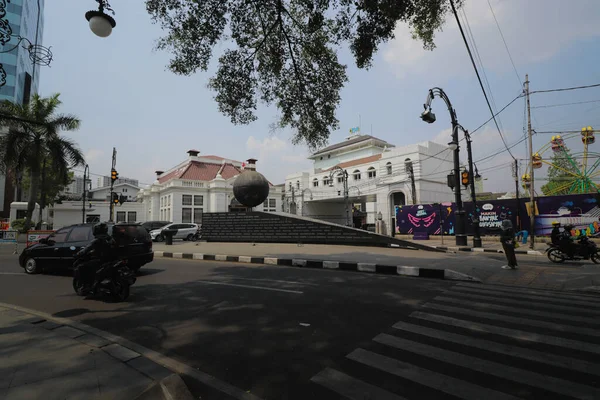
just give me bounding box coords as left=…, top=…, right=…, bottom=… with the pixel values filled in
left=500, top=219, right=518, bottom=269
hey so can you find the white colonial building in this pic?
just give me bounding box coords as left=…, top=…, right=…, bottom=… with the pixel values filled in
left=138, top=150, right=282, bottom=224
left=89, top=182, right=141, bottom=202
left=284, top=134, right=455, bottom=234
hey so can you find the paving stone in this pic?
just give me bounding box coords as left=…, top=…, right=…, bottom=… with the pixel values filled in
left=38, top=320, right=62, bottom=330
left=127, top=357, right=172, bottom=381
left=52, top=325, right=86, bottom=339
left=76, top=333, right=111, bottom=348
left=4, top=368, right=100, bottom=400
left=96, top=362, right=153, bottom=400
left=102, top=343, right=141, bottom=362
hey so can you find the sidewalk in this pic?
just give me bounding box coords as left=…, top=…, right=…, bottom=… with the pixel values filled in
left=0, top=305, right=191, bottom=400
left=404, top=237, right=548, bottom=254
left=153, top=241, right=600, bottom=293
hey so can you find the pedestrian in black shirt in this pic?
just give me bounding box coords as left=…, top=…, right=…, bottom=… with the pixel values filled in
left=500, top=219, right=518, bottom=269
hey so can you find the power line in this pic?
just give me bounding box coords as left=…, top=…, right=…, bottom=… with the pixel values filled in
left=530, top=83, right=600, bottom=94
left=470, top=92, right=524, bottom=135
left=450, top=0, right=516, bottom=161
left=531, top=99, right=600, bottom=109
left=487, top=0, right=521, bottom=86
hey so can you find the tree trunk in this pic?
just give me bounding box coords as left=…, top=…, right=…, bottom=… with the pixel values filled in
left=24, top=169, right=39, bottom=232
left=36, top=159, right=46, bottom=230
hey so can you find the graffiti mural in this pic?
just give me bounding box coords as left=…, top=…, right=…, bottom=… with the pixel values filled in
left=396, top=193, right=600, bottom=237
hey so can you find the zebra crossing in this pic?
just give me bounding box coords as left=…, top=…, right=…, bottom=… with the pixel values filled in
left=310, top=283, right=600, bottom=399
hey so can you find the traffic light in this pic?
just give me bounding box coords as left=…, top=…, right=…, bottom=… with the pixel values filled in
left=119, top=195, right=127, bottom=205
left=111, top=169, right=118, bottom=182
left=112, top=192, right=119, bottom=204
left=461, top=169, right=470, bottom=187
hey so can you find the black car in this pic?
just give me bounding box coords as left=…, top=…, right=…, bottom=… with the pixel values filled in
left=19, top=222, right=154, bottom=274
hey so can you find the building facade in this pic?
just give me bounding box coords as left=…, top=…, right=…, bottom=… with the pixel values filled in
left=0, top=0, right=45, bottom=218
left=284, top=134, right=454, bottom=234
left=97, top=175, right=139, bottom=188
left=138, top=150, right=282, bottom=224
left=90, top=182, right=141, bottom=202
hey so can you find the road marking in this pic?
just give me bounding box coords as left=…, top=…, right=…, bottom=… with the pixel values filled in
left=423, top=303, right=600, bottom=338
left=346, top=348, right=518, bottom=400
left=411, top=312, right=600, bottom=355
left=434, top=295, right=600, bottom=326
left=194, top=280, right=303, bottom=294
left=457, top=282, right=600, bottom=300
left=310, top=368, right=407, bottom=400
left=451, top=286, right=600, bottom=309
left=441, top=290, right=600, bottom=316
left=227, top=277, right=317, bottom=286
left=392, top=320, right=600, bottom=377
left=374, top=333, right=600, bottom=400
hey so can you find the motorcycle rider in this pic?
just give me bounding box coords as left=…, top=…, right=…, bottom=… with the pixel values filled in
left=551, top=221, right=562, bottom=246
left=560, top=224, right=577, bottom=259
left=75, top=223, right=118, bottom=291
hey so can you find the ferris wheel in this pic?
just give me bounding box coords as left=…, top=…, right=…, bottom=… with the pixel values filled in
left=521, top=126, right=600, bottom=196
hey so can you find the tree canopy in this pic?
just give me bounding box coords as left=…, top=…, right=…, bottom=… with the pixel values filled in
left=145, top=0, right=462, bottom=150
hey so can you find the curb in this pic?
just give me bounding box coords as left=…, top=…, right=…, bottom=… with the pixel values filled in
left=154, top=251, right=482, bottom=283
left=0, top=302, right=262, bottom=400
left=431, top=245, right=543, bottom=256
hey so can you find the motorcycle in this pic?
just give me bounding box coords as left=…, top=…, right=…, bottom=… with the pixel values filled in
left=546, top=236, right=600, bottom=264
left=73, top=258, right=136, bottom=301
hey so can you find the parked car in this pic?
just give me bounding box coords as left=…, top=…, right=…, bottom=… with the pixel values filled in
left=141, top=221, right=171, bottom=232
left=19, top=222, right=154, bottom=274
left=150, top=223, right=199, bottom=242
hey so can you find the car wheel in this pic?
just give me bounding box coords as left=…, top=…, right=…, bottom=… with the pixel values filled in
left=24, top=258, right=40, bottom=274
left=155, top=234, right=164, bottom=242
left=186, top=234, right=194, bottom=241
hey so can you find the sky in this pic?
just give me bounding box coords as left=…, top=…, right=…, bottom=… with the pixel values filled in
left=39, top=0, right=600, bottom=193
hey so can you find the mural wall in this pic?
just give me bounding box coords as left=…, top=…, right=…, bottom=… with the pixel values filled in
left=396, top=193, right=600, bottom=237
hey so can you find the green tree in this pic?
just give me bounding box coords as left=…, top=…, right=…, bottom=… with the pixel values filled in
left=145, top=0, right=463, bottom=150
left=541, top=147, right=581, bottom=196
left=0, top=94, right=85, bottom=230
left=21, top=164, right=75, bottom=224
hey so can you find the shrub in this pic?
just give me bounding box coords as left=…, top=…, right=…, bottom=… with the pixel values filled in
left=10, top=218, right=27, bottom=233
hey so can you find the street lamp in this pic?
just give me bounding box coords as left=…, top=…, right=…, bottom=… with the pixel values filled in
left=86, top=0, right=116, bottom=38
left=82, top=164, right=90, bottom=223
left=329, top=166, right=350, bottom=227
left=301, top=188, right=313, bottom=216
left=456, top=125, right=482, bottom=248
left=421, top=87, right=467, bottom=246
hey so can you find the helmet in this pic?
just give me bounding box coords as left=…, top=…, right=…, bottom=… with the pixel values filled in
left=92, top=222, right=109, bottom=237
left=552, top=221, right=560, bottom=226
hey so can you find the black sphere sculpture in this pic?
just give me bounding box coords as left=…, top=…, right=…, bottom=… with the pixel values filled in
left=233, top=159, right=270, bottom=207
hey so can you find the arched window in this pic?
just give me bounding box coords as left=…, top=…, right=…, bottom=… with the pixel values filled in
left=337, top=172, right=344, bottom=184
left=296, top=180, right=300, bottom=189
left=288, top=182, right=292, bottom=191
left=323, top=176, right=332, bottom=186
left=312, top=178, right=319, bottom=187
left=353, top=169, right=361, bottom=181
left=386, top=162, right=392, bottom=175
left=367, top=167, right=376, bottom=179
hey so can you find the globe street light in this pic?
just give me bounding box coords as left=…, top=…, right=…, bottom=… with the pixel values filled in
left=86, top=0, right=116, bottom=38
left=421, top=87, right=467, bottom=246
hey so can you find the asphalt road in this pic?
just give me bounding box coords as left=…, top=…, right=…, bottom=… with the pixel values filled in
left=1, top=250, right=599, bottom=399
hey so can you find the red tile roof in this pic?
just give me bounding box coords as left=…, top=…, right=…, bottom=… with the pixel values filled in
left=202, top=155, right=242, bottom=163
left=324, top=154, right=382, bottom=171
left=158, top=161, right=243, bottom=184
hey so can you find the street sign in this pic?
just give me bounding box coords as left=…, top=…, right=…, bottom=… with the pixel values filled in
left=0, top=230, right=17, bottom=243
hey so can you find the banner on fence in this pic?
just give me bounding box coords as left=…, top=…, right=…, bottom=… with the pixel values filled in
left=0, top=220, right=9, bottom=231
left=396, top=193, right=600, bottom=237
left=26, top=230, right=54, bottom=247
left=0, top=230, right=17, bottom=243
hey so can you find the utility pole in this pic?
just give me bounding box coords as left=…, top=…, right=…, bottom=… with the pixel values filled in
left=82, top=164, right=89, bottom=223
left=513, top=159, right=521, bottom=231
left=464, top=131, right=482, bottom=248
left=525, top=74, right=535, bottom=248
left=109, top=148, right=117, bottom=222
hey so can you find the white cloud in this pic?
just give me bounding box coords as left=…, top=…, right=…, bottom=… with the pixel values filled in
left=384, top=0, right=600, bottom=78
left=246, top=135, right=312, bottom=183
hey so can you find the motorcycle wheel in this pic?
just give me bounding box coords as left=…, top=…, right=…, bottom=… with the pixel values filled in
left=591, top=250, right=600, bottom=264
left=547, top=248, right=565, bottom=263
left=113, top=281, right=130, bottom=302
left=73, top=278, right=90, bottom=296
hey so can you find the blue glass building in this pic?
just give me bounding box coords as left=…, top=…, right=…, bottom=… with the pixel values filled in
left=0, top=0, right=45, bottom=217
left=0, top=0, right=45, bottom=104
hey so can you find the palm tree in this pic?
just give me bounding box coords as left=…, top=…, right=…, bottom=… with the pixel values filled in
left=0, top=94, right=84, bottom=230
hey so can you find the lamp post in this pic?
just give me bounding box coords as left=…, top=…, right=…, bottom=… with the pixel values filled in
left=82, top=164, right=90, bottom=223
left=458, top=125, right=482, bottom=248
left=86, top=0, right=116, bottom=38
left=329, top=166, right=350, bottom=227
left=421, top=87, right=467, bottom=246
